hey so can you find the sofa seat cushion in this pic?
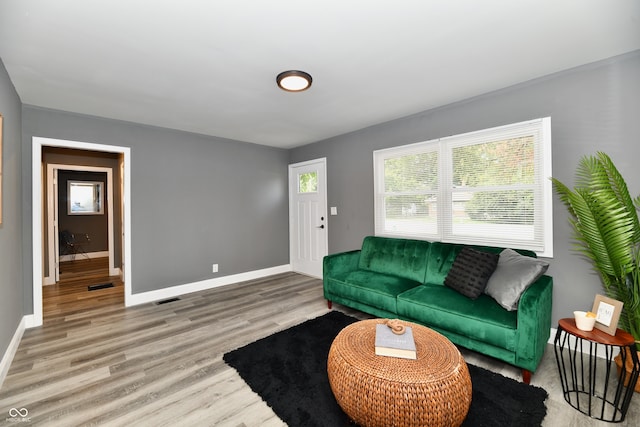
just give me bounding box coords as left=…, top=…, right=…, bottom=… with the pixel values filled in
left=329, top=270, right=422, bottom=313
left=397, top=284, right=518, bottom=351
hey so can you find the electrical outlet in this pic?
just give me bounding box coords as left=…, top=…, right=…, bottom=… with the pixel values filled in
left=212, top=264, right=219, bottom=273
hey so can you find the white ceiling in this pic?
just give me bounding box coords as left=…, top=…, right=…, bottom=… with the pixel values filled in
left=1, top=1, right=639, bottom=149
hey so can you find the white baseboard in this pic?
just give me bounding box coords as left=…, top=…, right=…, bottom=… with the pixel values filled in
left=24, top=315, right=38, bottom=329
left=126, top=264, right=292, bottom=307
left=548, top=327, right=610, bottom=359
left=0, top=317, right=26, bottom=388
left=59, top=251, right=109, bottom=262
left=548, top=328, right=556, bottom=346
left=43, top=252, right=117, bottom=285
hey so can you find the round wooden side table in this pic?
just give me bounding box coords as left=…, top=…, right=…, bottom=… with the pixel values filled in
left=327, top=319, right=472, bottom=427
left=554, top=318, right=639, bottom=422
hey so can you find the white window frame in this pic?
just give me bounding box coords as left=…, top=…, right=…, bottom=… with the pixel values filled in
left=374, top=118, right=553, bottom=257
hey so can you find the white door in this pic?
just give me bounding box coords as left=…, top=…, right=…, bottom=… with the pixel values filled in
left=289, top=158, right=328, bottom=278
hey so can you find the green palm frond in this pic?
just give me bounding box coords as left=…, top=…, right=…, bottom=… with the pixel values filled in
left=552, top=180, right=636, bottom=279
left=582, top=197, right=632, bottom=279
left=552, top=153, right=640, bottom=348
left=550, top=178, right=576, bottom=217
left=596, top=152, right=640, bottom=241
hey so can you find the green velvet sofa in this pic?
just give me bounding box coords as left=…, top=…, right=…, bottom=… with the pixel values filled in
left=323, top=236, right=553, bottom=383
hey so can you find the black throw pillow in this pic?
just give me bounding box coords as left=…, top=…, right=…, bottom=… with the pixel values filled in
left=444, top=247, right=499, bottom=299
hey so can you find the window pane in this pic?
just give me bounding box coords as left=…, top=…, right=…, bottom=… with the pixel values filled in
left=298, top=172, right=317, bottom=193
left=452, top=137, right=534, bottom=187
left=449, top=137, right=536, bottom=243
left=452, top=190, right=534, bottom=239
left=383, top=195, right=437, bottom=235
left=384, top=152, right=438, bottom=192
left=463, top=190, right=534, bottom=225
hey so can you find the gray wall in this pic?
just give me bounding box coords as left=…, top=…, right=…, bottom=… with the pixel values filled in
left=21, top=106, right=290, bottom=310
left=290, top=50, right=640, bottom=326
left=0, top=59, right=23, bottom=362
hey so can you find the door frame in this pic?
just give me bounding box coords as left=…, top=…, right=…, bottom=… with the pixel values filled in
left=288, top=157, right=328, bottom=278
left=44, top=164, right=117, bottom=285
left=29, top=137, right=132, bottom=328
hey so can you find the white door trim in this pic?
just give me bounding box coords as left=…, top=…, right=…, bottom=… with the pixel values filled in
left=29, top=137, right=132, bottom=328
left=52, top=167, right=60, bottom=283
left=45, top=163, right=117, bottom=285
left=288, top=158, right=328, bottom=278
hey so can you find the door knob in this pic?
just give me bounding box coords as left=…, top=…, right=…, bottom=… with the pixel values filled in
left=317, top=225, right=325, bottom=229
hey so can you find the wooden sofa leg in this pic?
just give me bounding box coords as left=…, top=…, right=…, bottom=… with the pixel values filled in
left=327, top=300, right=332, bottom=309
left=522, top=369, right=532, bottom=384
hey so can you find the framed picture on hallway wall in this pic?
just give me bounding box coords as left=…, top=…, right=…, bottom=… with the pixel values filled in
left=68, top=180, right=104, bottom=215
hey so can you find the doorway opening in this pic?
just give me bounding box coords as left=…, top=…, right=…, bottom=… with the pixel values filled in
left=45, top=163, right=119, bottom=284
left=30, top=137, right=132, bottom=328
left=43, top=157, right=123, bottom=321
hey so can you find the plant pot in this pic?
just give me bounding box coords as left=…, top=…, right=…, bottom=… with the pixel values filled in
left=614, top=347, right=640, bottom=393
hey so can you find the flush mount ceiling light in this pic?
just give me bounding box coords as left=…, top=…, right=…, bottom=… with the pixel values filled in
left=276, top=70, right=312, bottom=92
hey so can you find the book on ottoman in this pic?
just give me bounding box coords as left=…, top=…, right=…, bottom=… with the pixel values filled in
left=375, top=323, right=417, bottom=359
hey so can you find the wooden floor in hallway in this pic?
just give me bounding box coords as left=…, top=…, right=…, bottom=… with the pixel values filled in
left=1, top=271, right=639, bottom=426
left=43, top=257, right=124, bottom=321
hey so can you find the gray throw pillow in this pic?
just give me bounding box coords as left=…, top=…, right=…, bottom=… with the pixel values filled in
left=485, top=248, right=549, bottom=311
left=444, top=247, right=499, bottom=299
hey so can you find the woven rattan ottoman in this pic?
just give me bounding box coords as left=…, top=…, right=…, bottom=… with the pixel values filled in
left=327, top=319, right=472, bottom=427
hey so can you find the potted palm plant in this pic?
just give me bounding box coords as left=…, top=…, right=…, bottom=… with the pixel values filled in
left=552, top=152, right=640, bottom=388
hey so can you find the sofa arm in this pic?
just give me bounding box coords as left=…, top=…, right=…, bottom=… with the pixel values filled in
left=323, top=250, right=361, bottom=279
left=514, top=275, right=553, bottom=372
left=323, top=250, right=361, bottom=306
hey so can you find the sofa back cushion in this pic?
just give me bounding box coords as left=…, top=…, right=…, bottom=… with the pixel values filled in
left=358, top=236, right=431, bottom=284
left=425, top=242, right=536, bottom=285
left=424, top=242, right=463, bottom=285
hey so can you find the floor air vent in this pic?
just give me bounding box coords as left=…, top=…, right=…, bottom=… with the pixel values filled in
left=88, top=283, right=114, bottom=291
left=156, top=297, right=181, bottom=305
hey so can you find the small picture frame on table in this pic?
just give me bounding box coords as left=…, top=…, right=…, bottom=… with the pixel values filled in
left=591, top=294, right=624, bottom=336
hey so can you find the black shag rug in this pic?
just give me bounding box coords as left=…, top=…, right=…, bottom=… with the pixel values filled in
left=223, top=311, right=548, bottom=427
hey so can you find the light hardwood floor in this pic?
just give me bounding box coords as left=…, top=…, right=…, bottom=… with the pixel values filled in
left=1, top=270, right=639, bottom=426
